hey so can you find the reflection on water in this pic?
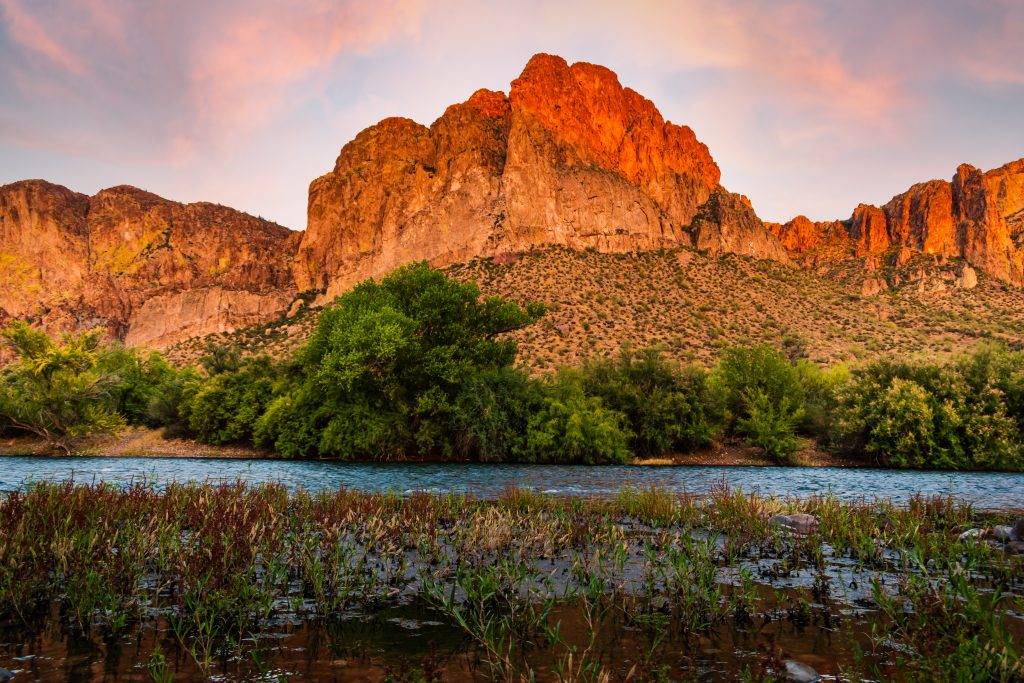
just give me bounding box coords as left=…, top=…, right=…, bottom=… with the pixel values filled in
left=1, top=456, right=1023, bottom=507
left=0, top=596, right=879, bottom=682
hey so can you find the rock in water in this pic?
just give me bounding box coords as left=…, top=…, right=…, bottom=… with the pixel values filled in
left=771, top=513, right=820, bottom=535
left=784, top=660, right=821, bottom=682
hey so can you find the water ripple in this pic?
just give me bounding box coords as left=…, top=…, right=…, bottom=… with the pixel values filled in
left=0, top=457, right=1022, bottom=508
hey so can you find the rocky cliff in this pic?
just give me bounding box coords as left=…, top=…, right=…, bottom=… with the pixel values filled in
left=771, top=158, right=1024, bottom=286
left=0, top=180, right=298, bottom=347
left=295, top=53, right=786, bottom=298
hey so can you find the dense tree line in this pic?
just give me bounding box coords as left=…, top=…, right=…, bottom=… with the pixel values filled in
left=2, top=262, right=1023, bottom=470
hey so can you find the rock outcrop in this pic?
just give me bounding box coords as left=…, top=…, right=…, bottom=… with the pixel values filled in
left=692, top=189, right=788, bottom=262
left=0, top=180, right=298, bottom=348
left=296, top=53, right=782, bottom=298
left=773, top=158, right=1024, bottom=286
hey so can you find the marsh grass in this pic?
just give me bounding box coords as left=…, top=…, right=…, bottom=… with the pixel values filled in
left=0, top=482, right=1021, bottom=680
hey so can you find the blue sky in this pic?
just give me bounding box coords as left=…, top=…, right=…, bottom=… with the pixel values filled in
left=1, top=0, right=1022, bottom=229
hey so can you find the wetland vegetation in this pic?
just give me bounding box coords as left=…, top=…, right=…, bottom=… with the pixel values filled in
left=0, top=482, right=1022, bottom=680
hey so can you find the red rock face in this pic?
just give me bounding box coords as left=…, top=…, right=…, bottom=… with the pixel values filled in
left=296, top=53, right=779, bottom=298
left=772, top=158, right=1024, bottom=285
left=848, top=204, right=891, bottom=257
left=0, top=180, right=298, bottom=347
left=953, top=160, right=1024, bottom=285
left=883, top=180, right=956, bottom=256
left=691, top=189, right=789, bottom=262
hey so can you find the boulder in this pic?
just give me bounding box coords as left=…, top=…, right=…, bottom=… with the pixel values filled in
left=784, top=660, right=821, bottom=683
left=771, top=513, right=820, bottom=535
left=957, top=266, right=978, bottom=289
left=861, top=277, right=887, bottom=297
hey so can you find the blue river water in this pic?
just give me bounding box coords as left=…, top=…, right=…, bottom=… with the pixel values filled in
left=1, top=456, right=1023, bottom=508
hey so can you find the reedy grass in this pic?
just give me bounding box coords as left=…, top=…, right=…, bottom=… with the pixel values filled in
left=0, top=481, right=1020, bottom=680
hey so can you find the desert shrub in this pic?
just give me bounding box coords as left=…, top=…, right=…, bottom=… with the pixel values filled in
left=517, top=372, right=631, bottom=464
left=0, top=323, right=125, bottom=452
left=579, top=347, right=721, bottom=456
left=179, top=356, right=280, bottom=446
left=834, top=346, right=1024, bottom=470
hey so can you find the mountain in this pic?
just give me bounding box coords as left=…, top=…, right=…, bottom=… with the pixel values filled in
left=292, top=53, right=786, bottom=299
left=1, top=53, right=1022, bottom=356
left=768, top=159, right=1024, bottom=287
left=166, top=245, right=1024, bottom=371
left=0, top=180, right=297, bottom=347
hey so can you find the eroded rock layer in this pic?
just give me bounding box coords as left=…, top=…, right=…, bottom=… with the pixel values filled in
left=0, top=180, right=298, bottom=347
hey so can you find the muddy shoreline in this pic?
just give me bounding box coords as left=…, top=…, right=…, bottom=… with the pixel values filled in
left=2, top=428, right=865, bottom=467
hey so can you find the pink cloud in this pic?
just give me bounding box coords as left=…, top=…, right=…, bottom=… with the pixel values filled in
left=0, top=0, right=87, bottom=74
left=0, top=0, right=426, bottom=159
left=187, top=0, right=425, bottom=142
left=587, top=0, right=904, bottom=127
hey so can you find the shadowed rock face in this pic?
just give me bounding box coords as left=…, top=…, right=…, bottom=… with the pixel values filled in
left=295, top=53, right=783, bottom=299
left=692, top=189, right=789, bottom=263
left=773, top=158, right=1024, bottom=285
left=0, top=180, right=298, bottom=347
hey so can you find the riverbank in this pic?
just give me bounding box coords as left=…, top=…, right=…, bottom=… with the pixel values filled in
left=0, top=427, right=268, bottom=459
left=1, top=427, right=863, bottom=467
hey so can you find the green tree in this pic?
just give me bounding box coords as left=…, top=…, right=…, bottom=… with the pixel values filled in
left=711, top=345, right=805, bottom=462
left=179, top=356, right=280, bottom=446
left=255, top=262, right=544, bottom=459
left=580, top=347, right=721, bottom=456
left=834, top=348, right=1023, bottom=470
left=97, top=345, right=181, bottom=426
left=737, top=390, right=803, bottom=464
left=0, top=323, right=124, bottom=453
left=518, top=372, right=631, bottom=464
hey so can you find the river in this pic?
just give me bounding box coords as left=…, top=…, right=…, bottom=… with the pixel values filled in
left=1, top=456, right=1023, bottom=507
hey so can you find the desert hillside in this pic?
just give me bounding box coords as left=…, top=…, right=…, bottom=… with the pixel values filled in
left=166, top=245, right=1023, bottom=370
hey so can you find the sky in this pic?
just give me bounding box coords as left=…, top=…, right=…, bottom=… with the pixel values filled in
left=1, top=0, right=1022, bottom=230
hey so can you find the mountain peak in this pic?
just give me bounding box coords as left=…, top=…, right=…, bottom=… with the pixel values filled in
left=295, top=53, right=739, bottom=297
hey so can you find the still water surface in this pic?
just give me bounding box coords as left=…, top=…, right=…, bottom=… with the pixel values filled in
left=1, top=456, right=1023, bottom=508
